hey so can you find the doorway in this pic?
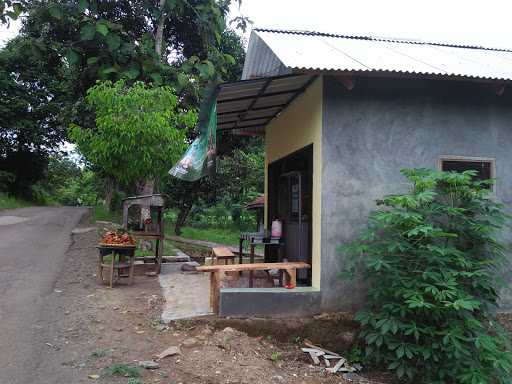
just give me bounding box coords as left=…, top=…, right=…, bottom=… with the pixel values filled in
left=267, top=145, right=313, bottom=286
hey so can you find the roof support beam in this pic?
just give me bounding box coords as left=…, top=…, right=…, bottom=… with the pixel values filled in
left=217, top=88, right=302, bottom=104
left=232, top=78, right=273, bottom=131
left=217, top=104, right=287, bottom=116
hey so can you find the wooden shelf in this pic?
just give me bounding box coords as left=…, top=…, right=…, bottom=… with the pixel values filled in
left=101, top=262, right=131, bottom=269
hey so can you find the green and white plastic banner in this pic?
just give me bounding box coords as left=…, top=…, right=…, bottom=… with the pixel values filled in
left=169, top=84, right=218, bottom=181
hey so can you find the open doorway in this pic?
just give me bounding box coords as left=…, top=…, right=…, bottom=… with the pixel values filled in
left=267, top=145, right=313, bottom=286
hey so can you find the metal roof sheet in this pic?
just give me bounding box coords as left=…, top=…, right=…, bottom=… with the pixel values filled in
left=243, top=29, right=512, bottom=81
left=217, top=74, right=316, bottom=135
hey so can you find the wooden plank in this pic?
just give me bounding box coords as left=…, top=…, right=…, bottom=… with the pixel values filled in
left=326, top=358, right=346, bottom=374
left=212, top=247, right=235, bottom=258
left=304, top=341, right=341, bottom=357
left=196, top=262, right=310, bottom=273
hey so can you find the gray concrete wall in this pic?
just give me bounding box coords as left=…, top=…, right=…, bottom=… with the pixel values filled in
left=320, top=76, right=512, bottom=312
left=219, top=288, right=321, bottom=318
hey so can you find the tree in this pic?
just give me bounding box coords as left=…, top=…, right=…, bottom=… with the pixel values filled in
left=22, top=0, right=247, bottom=197
left=0, top=36, right=72, bottom=198
left=69, top=80, right=196, bottom=210
left=341, top=169, right=512, bottom=383
left=0, top=0, right=27, bottom=24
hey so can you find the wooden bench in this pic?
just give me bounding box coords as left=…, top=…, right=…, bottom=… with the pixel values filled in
left=212, top=247, right=235, bottom=265
left=196, top=262, right=311, bottom=314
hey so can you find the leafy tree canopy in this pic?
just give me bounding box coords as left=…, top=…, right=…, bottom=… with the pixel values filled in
left=0, top=35, right=73, bottom=197
left=69, top=80, right=196, bottom=187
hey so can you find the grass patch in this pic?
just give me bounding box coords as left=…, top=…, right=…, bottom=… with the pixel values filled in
left=102, top=363, right=140, bottom=378
left=91, top=349, right=109, bottom=358
left=167, top=225, right=241, bottom=246
left=135, top=240, right=176, bottom=257
left=0, top=194, right=32, bottom=210
left=92, top=205, right=122, bottom=224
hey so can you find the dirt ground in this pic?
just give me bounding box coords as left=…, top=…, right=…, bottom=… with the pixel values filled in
left=42, top=225, right=392, bottom=384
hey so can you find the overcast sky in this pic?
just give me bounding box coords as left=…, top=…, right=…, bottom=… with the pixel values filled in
left=2, top=0, right=512, bottom=50
left=233, top=0, right=512, bottom=50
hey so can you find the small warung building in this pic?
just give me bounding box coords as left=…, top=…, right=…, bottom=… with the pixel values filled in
left=215, top=28, right=512, bottom=317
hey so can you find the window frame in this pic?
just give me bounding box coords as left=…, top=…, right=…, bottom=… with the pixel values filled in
left=437, top=155, right=496, bottom=193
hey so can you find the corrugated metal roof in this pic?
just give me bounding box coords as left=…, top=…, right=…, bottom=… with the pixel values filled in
left=217, top=74, right=316, bottom=136
left=242, top=28, right=512, bottom=81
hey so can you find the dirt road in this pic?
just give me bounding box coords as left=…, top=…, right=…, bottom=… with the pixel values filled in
left=0, top=207, right=87, bottom=384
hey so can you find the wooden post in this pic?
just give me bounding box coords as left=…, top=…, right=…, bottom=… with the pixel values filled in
left=249, top=242, right=255, bottom=288
left=129, top=250, right=135, bottom=285
left=109, top=251, right=115, bottom=288
left=284, top=268, right=296, bottom=288
left=97, top=252, right=103, bottom=284
left=209, top=271, right=224, bottom=314
left=238, top=236, right=243, bottom=265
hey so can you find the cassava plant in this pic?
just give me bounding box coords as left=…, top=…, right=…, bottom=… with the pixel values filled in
left=341, top=168, right=512, bottom=383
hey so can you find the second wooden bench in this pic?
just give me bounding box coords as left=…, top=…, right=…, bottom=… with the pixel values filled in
left=196, top=262, right=311, bottom=313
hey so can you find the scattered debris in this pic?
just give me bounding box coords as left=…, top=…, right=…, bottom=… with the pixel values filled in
left=301, top=342, right=360, bottom=374
left=145, top=271, right=158, bottom=277
left=139, top=360, right=160, bottom=369
left=155, top=324, right=168, bottom=332
left=342, top=372, right=362, bottom=382
left=181, top=337, right=199, bottom=348
left=156, top=346, right=181, bottom=360
left=87, top=374, right=100, bottom=380
left=45, top=342, right=60, bottom=350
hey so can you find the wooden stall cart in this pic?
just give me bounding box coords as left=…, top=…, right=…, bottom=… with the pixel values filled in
left=97, top=244, right=136, bottom=288
left=122, top=194, right=167, bottom=274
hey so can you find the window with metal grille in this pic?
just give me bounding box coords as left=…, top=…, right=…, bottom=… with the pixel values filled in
left=439, top=157, right=494, bottom=190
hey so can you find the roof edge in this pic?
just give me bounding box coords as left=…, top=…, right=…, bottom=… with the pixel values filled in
left=253, top=27, right=512, bottom=53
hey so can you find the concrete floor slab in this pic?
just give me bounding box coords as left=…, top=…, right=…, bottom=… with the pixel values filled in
left=159, top=262, right=211, bottom=322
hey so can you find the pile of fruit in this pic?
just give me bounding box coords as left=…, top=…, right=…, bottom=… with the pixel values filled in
left=100, top=231, right=136, bottom=246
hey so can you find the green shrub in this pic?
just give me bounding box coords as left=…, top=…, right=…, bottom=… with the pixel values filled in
left=341, top=168, right=512, bottom=383
left=102, top=363, right=140, bottom=378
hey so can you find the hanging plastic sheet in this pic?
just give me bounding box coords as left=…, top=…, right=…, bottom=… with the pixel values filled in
left=169, top=84, right=218, bottom=181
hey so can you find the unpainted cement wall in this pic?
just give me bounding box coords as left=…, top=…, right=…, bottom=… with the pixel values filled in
left=321, top=76, right=512, bottom=311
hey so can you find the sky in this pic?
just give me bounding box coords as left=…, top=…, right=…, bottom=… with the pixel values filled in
left=2, top=1, right=512, bottom=50
left=232, top=0, right=512, bottom=50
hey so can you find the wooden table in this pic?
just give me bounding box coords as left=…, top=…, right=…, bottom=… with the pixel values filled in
left=97, top=244, right=136, bottom=288
left=212, top=247, right=236, bottom=265
left=197, top=262, right=311, bottom=313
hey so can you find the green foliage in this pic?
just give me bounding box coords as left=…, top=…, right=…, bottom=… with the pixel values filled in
left=0, top=193, right=31, bottom=210
left=165, top=138, right=264, bottom=235
left=270, top=351, right=282, bottom=362
left=54, top=170, right=99, bottom=206
left=0, top=0, right=27, bottom=23
left=102, top=363, right=140, bottom=378
left=90, top=349, right=108, bottom=358
left=341, top=168, right=512, bottom=383
left=92, top=204, right=122, bottom=224
left=0, top=36, right=72, bottom=198
left=70, top=80, right=196, bottom=186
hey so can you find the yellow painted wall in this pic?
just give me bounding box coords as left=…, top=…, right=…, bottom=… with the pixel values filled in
left=264, top=76, right=323, bottom=289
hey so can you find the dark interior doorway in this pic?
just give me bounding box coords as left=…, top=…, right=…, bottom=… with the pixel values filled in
left=267, top=144, right=313, bottom=286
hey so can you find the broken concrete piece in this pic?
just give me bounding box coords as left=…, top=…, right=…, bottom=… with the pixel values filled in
left=139, top=360, right=159, bottom=369
left=181, top=337, right=199, bottom=347
left=157, top=346, right=181, bottom=360
left=181, top=261, right=200, bottom=272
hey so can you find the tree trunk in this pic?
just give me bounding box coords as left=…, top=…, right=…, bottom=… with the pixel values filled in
left=174, top=203, right=192, bottom=236
left=104, top=176, right=116, bottom=212
left=155, top=0, right=167, bottom=57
